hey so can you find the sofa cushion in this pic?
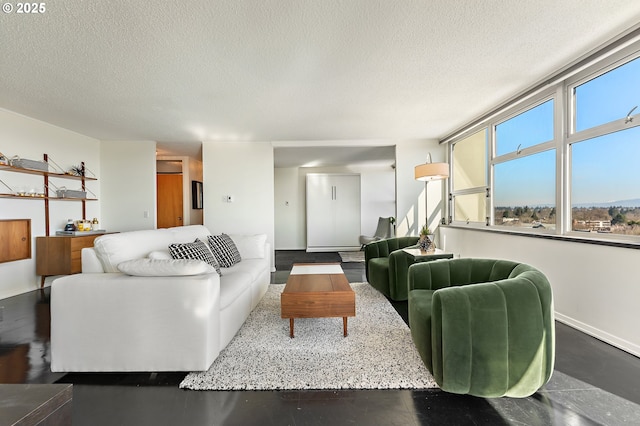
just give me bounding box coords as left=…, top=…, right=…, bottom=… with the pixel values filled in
left=148, top=250, right=172, bottom=260
left=169, top=240, right=221, bottom=275
left=117, top=258, right=216, bottom=276
left=168, top=225, right=212, bottom=243
left=229, top=234, right=267, bottom=259
left=207, top=234, right=242, bottom=267
left=219, top=271, right=252, bottom=310
left=93, top=229, right=175, bottom=272
left=222, top=258, right=268, bottom=282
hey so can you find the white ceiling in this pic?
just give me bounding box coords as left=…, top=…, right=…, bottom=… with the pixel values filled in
left=2, top=1, right=640, bottom=153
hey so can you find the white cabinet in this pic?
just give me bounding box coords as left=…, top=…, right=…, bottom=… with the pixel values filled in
left=306, top=173, right=361, bottom=251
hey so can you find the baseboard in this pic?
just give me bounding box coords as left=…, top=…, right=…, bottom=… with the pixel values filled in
left=555, top=312, right=640, bottom=358
left=306, top=246, right=361, bottom=252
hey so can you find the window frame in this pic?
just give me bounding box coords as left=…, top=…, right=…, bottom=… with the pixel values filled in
left=448, top=127, right=489, bottom=227
left=489, top=92, right=558, bottom=234
left=445, top=39, right=640, bottom=246
left=564, top=49, right=640, bottom=242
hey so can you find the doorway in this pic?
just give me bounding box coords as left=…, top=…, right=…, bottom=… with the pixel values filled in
left=157, top=160, right=184, bottom=228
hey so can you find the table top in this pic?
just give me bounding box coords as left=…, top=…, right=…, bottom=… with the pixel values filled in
left=290, top=263, right=344, bottom=275
left=402, top=248, right=453, bottom=259
left=284, top=263, right=351, bottom=293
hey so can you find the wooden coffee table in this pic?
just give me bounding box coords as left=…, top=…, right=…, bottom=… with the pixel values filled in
left=280, top=263, right=355, bottom=338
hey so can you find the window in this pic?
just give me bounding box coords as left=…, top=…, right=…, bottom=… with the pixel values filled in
left=492, top=99, right=556, bottom=230
left=494, top=150, right=556, bottom=230
left=569, top=52, right=640, bottom=239
left=574, top=56, right=640, bottom=132
left=570, top=126, right=640, bottom=236
left=446, top=40, right=640, bottom=245
left=451, top=129, right=487, bottom=224
left=495, top=100, right=554, bottom=156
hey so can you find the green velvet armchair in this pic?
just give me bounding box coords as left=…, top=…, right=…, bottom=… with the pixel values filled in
left=408, top=258, right=555, bottom=398
left=364, top=236, right=419, bottom=301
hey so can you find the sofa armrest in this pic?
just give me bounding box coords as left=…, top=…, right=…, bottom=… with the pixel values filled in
left=388, top=250, right=414, bottom=300
left=81, top=248, right=104, bottom=273
left=50, top=272, right=221, bottom=372
left=365, top=236, right=420, bottom=282
left=431, top=276, right=554, bottom=397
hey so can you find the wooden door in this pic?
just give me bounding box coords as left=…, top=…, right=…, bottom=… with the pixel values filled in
left=0, top=219, right=31, bottom=263
left=157, top=174, right=183, bottom=228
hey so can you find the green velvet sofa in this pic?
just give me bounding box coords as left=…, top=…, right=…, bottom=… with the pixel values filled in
left=408, top=258, right=555, bottom=398
left=364, top=236, right=419, bottom=301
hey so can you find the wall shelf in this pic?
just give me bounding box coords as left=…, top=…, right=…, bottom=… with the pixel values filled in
left=0, top=154, right=98, bottom=236
left=0, top=194, right=97, bottom=201
left=0, top=164, right=97, bottom=180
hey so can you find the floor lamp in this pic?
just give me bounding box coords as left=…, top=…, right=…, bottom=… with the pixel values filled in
left=414, top=153, right=449, bottom=235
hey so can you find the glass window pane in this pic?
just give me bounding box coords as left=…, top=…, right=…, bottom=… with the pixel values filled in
left=452, top=129, right=487, bottom=191
left=496, top=100, right=554, bottom=156
left=575, top=56, right=640, bottom=132
left=454, top=193, right=486, bottom=223
left=494, top=150, right=556, bottom=230
left=571, top=126, right=640, bottom=236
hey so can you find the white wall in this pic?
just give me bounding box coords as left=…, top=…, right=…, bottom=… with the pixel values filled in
left=202, top=141, right=275, bottom=267
left=273, top=165, right=395, bottom=250
left=439, top=226, right=640, bottom=357
left=189, top=156, right=204, bottom=225
left=0, top=108, right=100, bottom=298
left=395, top=139, right=446, bottom=239
left=274, top=167, right=302, bottom=249
left=101, top=141, right=157, bottom=232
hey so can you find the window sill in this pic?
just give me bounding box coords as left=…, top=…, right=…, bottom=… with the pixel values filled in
left=441, top=224, right=640, bottom=250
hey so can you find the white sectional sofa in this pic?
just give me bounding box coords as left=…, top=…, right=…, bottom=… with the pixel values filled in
left=50, top=225, right=270, bottom=372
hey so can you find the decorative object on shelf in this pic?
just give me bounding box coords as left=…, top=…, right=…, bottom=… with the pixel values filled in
left=418, top=224, right=434, bottom=251
left=91, top=217, right=100, bottom=231
left=67, top=165, right=85, bottom=177
left=55, top=187, right=87, bottom=199
left=64, top=219, right=76, bottom=231
left=8, top=156, right=50, bottom=172
left=76, top=220, right=94, bottom=231
left=0, top=152, right=8, bottom=165
left=414, top=152, right=449, bottom=245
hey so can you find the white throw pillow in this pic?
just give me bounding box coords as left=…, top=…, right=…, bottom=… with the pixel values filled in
left=229, top=234, right=267, bottom=259
left=117, top=258, right=216, bottom=276
left=148, top=250, right=172, bottom=260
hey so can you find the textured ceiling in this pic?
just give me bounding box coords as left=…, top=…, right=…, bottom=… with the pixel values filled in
left=2, top=1, right=640, bottom=147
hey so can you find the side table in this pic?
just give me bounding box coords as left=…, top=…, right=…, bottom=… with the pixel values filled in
left=401, top=248, right=454, bottom=263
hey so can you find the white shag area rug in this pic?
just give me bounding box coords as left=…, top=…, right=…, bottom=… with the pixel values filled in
left=180, top=282, right=437, bottom=391
left=338, top=251, right=365, bottom=263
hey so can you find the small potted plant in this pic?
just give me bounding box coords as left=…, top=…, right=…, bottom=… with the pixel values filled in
left=418, top=224, right=434, bottom=251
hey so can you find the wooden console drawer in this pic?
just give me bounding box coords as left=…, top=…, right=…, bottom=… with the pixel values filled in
left=36, top=234, right=105, bottom=286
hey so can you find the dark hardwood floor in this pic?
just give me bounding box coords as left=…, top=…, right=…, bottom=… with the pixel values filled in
left=1, top=250, right=639, bottom=425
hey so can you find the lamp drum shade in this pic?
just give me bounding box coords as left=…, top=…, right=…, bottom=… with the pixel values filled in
left=414, top=162, right=449, bottom=181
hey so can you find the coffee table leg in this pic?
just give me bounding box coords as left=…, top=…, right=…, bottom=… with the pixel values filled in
left=343, top=317, right=348, bottom=337
left=289, top=318, right=294, bottom=338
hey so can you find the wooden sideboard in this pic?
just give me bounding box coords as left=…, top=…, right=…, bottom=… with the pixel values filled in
left=36, top=234, right=104, bottom=287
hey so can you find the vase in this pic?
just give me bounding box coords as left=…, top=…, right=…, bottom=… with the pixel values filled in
left=418, top=235, right=434, bottom=251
